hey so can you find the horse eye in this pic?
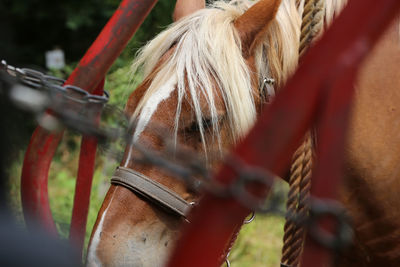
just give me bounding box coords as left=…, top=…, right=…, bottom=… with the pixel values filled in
left=186, top=118, right=213, bottom=133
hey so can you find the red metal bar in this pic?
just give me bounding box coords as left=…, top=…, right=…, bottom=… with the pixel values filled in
left=167, top=0, right=400, bottom=266
left=66, top=0, right=158, bottom=92
left=21, top=130, right=63, bottom=234
left=300, top=0, right=400, bottom=265
left=69, top=79, right=105, bottom=260
left=300, top=54, right=358, bottom=267
left=21, top=0, right=158, bottom=238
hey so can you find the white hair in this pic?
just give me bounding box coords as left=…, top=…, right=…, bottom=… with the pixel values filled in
left=129, top=0, right=350, bottom=152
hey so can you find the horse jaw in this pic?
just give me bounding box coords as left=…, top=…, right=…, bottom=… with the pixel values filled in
left=86, top=186, right=182, bottom=267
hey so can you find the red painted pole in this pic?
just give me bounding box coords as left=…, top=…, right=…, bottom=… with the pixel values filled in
left=69, top=79, right=104, bottom=260
left=300, top=0, right=400, bottom=265
left=21, top=130, right=63, bottom=235
left=166, top=0, right=400, bottom=266
left=300, top=55, right=358, bottom=267
left=21, top=0, right=158, bottom=240
left=66, top=0, right=158, bottom=91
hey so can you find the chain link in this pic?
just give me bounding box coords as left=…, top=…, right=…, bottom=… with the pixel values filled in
left=0, top=60, right=353, bottom=251
left=1, top=60, right=109, bottom=104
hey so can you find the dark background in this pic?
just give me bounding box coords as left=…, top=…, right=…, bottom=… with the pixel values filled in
left=0, top=0, right=177, bottom=153
left=0, top=0, right=175, bottom=68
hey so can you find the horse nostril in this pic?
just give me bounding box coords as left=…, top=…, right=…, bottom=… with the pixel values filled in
left=164, top=241, right=169, bottom=247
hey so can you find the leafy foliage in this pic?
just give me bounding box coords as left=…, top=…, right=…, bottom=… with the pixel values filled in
left=0, top=0, right=175, bottom=67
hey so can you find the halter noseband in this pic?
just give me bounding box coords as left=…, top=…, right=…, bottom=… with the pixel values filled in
left=111, top=166, right=194, bottom=218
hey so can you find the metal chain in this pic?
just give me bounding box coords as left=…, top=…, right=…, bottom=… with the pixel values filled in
left=1, top=60, right=109, bottom=104
left=0, top=60, right=352, bottom=253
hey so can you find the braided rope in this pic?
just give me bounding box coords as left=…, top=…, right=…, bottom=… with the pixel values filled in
left=281, top=0, right=325, bottom=266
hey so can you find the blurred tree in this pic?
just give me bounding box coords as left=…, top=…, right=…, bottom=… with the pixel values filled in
left=0, top=0, right=175, bottom=67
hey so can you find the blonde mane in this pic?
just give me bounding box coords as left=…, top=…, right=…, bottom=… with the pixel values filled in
left=129, top=0, right=349, bottom=151
left=324, top=0, right=348, bottom=26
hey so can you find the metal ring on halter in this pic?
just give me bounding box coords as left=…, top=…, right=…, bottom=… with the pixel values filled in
left=244, top=211, right=255, bottom=224
left=225, top=251, right=231, bottom=267
left=184, top=202, right=197, bottom=224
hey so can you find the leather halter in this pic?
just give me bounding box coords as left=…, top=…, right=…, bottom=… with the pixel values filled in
left=111, top=166, right=193, bottom=218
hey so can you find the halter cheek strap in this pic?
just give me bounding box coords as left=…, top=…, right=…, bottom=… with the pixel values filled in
left=111, top=166, right=193, bottom=218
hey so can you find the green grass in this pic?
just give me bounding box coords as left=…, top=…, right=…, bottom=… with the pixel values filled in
left=7, top=63, right=287, bottom=266
left=230, top=215, right=285, bottom=267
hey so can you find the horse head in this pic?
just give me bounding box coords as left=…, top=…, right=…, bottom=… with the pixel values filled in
left=86, top=1, right=301, bottom=266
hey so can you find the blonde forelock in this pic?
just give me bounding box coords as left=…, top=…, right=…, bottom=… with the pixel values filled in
left=130, top=0, right=303, bottom=152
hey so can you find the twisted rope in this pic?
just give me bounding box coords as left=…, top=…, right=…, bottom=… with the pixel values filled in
left=281, top=132, right=313, bottom=266
left=299, top=0, right=325, bottom=58
left=281, top=0, right=325, bottom=266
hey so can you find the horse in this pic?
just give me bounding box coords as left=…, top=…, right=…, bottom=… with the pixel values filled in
left=86, top=0, right=400, bottom=266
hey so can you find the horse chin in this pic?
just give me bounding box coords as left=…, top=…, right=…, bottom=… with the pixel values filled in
left=87, top=218, right=178, bottom=267
left=88, top=226, right=175, bottom=267
left=86, top=187, right=181, bottom=267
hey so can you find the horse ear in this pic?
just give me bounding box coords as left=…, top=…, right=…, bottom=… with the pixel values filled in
left=173, top=0, right=205, bottom=21
left=234, top=0, right=282, bottom=57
